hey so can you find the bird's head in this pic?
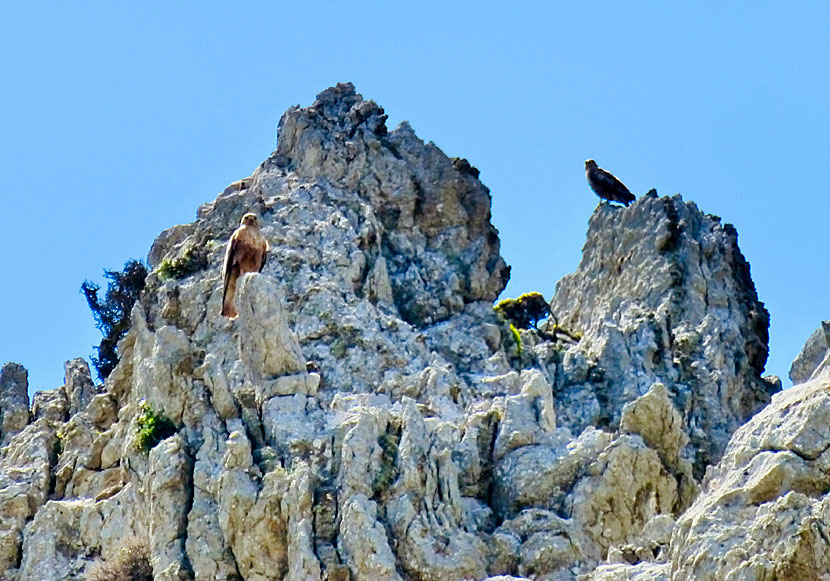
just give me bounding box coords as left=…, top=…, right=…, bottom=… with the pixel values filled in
left=585, top=159, right=597, bottom=170
left=240, top=213, right=259, bottom=227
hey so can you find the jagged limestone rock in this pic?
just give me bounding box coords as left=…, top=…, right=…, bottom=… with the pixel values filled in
left=235, top=273, right=306, bottom=381
left=0, top=362, right=29, bottom=445
left=147, top=434, right=193, bottom=580
left=275, top=82, right=509, bottom=327
left=0, top=417, right=58, bottom=578
left=585, top=563, right=669, bottom=580
left=3, top=85, right=790, bottom=580
left=338, top=494, right=401, bottom=581
left=550, top=193, right=777, bottom=476
left=669, top=370, right=830, bottom=580
left=64, top=357, right=95, bottom=416
left=789, top=320, right=830, bottom=385
left=619, top=383, right=697, bottom=510
left=567, top=435, right=678, bottom=564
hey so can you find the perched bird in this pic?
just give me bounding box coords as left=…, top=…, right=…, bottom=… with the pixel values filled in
left=585, top=159, right=636, bottom=207
left=221, top=213, right=269, bottom=319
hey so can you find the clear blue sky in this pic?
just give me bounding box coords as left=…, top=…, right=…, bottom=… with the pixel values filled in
left=2, top=3, right=827, bottom=395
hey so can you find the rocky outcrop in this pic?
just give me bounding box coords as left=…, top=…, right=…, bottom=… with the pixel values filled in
left=789, top=320, right=830, bottom=385
left=0, top=85, right=790, bottom=580
left=550, top=193, right=776, bottom=476
left=583, top=322, right=830, bottom=581
left=0, top=368, right=62, bottom=577
left=0, top=363, right=30, bottom=446
left=274, top=83, right=510, bottom=327
left=64, top=357, right=95, bottom=416
left=669, top=367, right=830, bottom=580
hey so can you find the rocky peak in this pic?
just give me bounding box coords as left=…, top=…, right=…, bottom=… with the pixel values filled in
left=551, top=192, right=776, bottom=475
left=0, top=362, right=29, bottom=446
left=273, top=81, right=510, bottom=325
left=0, top=85, right=803, bottom=581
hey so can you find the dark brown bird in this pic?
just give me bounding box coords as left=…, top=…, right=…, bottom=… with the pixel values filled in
left=221, top=213, right=269, bottom=319
left=585, top=159, right=636, bottom=207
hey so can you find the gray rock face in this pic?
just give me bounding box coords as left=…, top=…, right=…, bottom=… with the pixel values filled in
left=0, top=389, right=60, bottom=578
left=550, top=193, right=776, bottom=476
left=64, top=357, right=95, bottom=415
left=669, top=370, right=830, bottom=580
left=275, top=82, right=510, bottom=327
left=789, top=320, right=830, bottom=385
left=0, top=362, right=30, bottom=445
left=0, top=85, right=790, bottom=580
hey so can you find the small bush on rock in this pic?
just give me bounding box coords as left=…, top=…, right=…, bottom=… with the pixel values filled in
left=134, top=399, right=177, bottom=452
left=494, top=292, right=551, bottom=330
left=85, top=536, right=152, bottom=581
left=156, top=243, right=208, bottom=280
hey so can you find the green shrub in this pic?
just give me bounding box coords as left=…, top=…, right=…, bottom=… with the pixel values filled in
left=85, top=536, right=152, bottom=581
left=156, top=243, right=207, bottom=281
left=134, top=400, right=177, bottom=452
left=494, top=292, right=550, bottom=330
left=81, top=260, right=148, bottom=381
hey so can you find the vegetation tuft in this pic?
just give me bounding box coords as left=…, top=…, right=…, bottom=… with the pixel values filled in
left=494, top=292, right=551, bottom=330
left=134, top=399, right=177, bottom=452
left=81, top=259, right=148, bottom=382
left=85, top=536, right=152, bottom=581
left=156, top=244, right=207, bottom=281
left=509, top=323, right=522, bottom=357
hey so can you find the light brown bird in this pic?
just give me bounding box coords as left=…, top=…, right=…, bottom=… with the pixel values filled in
left=221, top=213, right=269, bottom=319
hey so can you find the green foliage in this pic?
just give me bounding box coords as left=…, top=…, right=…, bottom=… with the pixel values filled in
left=510, top=323, right=522, bottom=357
left=156, top=244, right=207, bottom=281
left=81, top=260, right=148, bottom=381
left=134, top=400, right=177, bottom=453
left=494, top=292, right=551, bottom=330
left=86, top=536, right=152, bottom=581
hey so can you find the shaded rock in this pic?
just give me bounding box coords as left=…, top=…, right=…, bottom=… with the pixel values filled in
left=0, top=362, right=29, bottom=445
left=493, top=426, right=611, bottom=520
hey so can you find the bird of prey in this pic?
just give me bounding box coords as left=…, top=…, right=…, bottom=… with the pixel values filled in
left=585, top=159, right=636, bottom=207
left=221, top=213, right=269, bottom=319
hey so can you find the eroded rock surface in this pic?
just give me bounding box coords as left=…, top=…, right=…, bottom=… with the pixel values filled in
left=0, top=362, right=30, bottom=445
left=669, top=369, right=830, bottom=580
left=790, top=320, right=830, bottom=385
left=1, top=85, right=788, bottom=580
left=550, top=193, right=776, bottom=476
